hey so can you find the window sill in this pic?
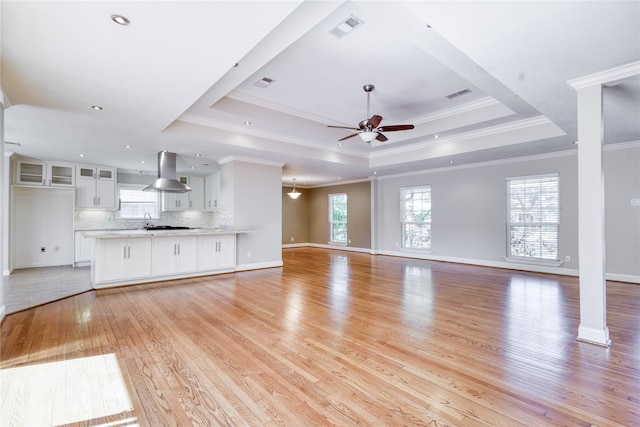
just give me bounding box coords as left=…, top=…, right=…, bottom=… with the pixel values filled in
left=503, top=256, right=563, bottom=267
left=328, top=241, right=348, bottom=247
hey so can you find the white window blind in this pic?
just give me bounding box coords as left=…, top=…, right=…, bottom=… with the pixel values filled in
left=506, top=174, right=559, bottom=260
left=118, top=185, right=159, bottom=219
left=328, top=193, right=347, bottom=243
left=401, top=185, right=431, bottom=250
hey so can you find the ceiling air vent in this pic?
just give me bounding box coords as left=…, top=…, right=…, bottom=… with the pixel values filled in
left=446, top=88, right=472, bottom=99
left=329, top=15, right=364, bottom=38
left=254, top=77, right=274, bottom=89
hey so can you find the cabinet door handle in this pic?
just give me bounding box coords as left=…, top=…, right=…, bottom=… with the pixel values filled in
left=128, top=246, right=131, bottom=259
left=97, top=197, right=100, bottom=206
left=123, top=247, right=127, bottom=259
left=177, top=244, right=180, bottom=255
left=173, top=244, right=176, bottom=255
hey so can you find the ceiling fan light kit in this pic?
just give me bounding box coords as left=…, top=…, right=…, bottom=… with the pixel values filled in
left=328, top=84, right=414, bottom=144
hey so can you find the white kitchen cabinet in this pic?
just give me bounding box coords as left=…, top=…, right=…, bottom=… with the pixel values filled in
left=162, top=176, right=205, bottom=211
left=204, top=172, right=220, bottom=211
left=188, top=176, right=205, bottom=210
left=76, top=165, right=116, bottom=209
left=16, top=160, right=75, bottom=187
left=152, top=235, right=198, bottom=276
left=94, top=237, right=152, bottom=283
left=74, top=231, right=94, bottom=265
left=198, top=234, right=235, bottom=271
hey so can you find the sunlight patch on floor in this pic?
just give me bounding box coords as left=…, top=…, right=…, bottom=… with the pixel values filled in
left=1, top=353, right=135, bottom=426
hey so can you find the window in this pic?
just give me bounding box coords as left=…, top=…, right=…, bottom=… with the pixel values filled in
left=328, top=193, right=347, bottom=244
left=401, top=186, right=431, bottom=250
left=507, top=174, right=559, bottom=261
left=118, top=184, right=159, bottom=219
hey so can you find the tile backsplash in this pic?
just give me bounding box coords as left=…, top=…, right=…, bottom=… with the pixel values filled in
left=75, top=209, right=233, bottom=231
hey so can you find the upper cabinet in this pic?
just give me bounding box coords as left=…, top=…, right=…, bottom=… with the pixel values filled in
left=16, top=160, right=75, bottom=187
left=204, top=172, right=220, bottom=211
left=162, top=175, right=205, bottom=211
left=76, top=165, right=116, bottom=209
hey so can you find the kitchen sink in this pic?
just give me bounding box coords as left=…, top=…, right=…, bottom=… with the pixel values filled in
left=143, top=225, right=191, bottom=230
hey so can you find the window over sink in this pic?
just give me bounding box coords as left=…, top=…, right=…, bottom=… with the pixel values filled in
left=118, top=184, right=159, bottom=219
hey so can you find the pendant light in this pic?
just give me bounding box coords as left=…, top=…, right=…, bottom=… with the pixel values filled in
left=288, top=178, right=301, bottom=199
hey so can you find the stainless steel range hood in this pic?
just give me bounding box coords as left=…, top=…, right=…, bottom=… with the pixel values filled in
left=143, top=151, right=191, bottom=193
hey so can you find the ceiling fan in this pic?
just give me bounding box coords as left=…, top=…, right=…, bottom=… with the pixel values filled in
left=327, top=84, right=415, bottom=143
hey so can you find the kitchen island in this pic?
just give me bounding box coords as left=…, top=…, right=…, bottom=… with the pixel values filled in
left=82, top=228, right=244, bottom=289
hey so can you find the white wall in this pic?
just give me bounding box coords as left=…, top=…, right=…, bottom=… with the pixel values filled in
left=223, top=159, right=283, bottom=270
left=13, top=186, right=74, bottom=268
left=1, top=96, right=5, bottom=321
left=375, top=143, right=639, bottom=281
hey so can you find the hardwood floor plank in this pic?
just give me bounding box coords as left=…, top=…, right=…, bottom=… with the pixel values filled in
left=2, top=247, right=639, bottom=426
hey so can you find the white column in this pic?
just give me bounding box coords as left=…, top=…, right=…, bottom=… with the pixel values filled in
left=575, top=84, right=610, bottom=347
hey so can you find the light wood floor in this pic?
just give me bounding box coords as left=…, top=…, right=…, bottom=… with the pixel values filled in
left=1, top=248, right=638, bottom=426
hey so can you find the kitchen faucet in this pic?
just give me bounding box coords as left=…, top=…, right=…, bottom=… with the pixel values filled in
left=143, top=212, right=152, bottom=227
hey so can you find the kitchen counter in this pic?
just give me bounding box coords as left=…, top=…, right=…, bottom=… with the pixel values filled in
left=82, top=228, right=247, bottom=239
left=86, top=228, right=245, bottom=289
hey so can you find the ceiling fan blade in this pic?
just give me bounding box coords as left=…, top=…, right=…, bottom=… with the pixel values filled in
left=366, top=115, right=383, bottom=128
left=338, top=133, right=360, bottom=141
left=378, top=124, right=414, bottom=132
left=328, top=125, right=360, bottom=130
left=376, top=132, right=388, bottom=142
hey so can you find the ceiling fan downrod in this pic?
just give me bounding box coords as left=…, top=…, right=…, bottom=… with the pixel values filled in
left=364, top=84, right=374, bottom=126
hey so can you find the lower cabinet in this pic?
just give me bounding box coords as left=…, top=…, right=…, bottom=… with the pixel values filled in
left=152, top=236, right=198, bottom=276
left=94, top=237, right=152, bottom=283
left=74, top=231, right=94, bottom=265
left=198, top=234, right=236, bottom=271
left=91, top=233, right=237, bottom=287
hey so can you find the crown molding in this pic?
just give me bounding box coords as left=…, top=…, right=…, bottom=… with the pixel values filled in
left=568, top=60, right=640, bottom=90
left=410, top=97, right=504, bottom=124
left=369, top=116, right=559, bottom=159
left=177, top=113, right=367, bottom=159
left=217, top=155, right=284, bottom=168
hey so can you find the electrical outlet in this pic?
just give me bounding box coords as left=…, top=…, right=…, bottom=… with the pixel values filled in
left=565, top=256, right=571, bottom=263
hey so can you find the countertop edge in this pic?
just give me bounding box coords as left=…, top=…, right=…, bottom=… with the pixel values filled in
left=82, top=229, right=250, bottom=238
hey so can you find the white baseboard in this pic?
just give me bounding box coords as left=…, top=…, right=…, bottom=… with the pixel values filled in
left=283, top=244, right=640, bottom=284
left=577, top=325, right=611, bottom=347
left=235, top=260, right=283, bottom=272
left=287, top=243, right=373, bottom=254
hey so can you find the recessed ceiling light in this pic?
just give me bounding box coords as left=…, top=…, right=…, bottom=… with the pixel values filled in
left=573, top=141, right=579, bottom=145
left=79, top=154, right=86, bottom=158
left=195, top=154, right=202, bottom=157
left=111, top=14, right=130, bottom=26
left=244, top=121, right=251, bottom=125
left=124, top=145, right=132, bottom=149
left=434, top=134, right=439, bottom=139
left=191, top=166, right=196, bottom=169
left=140, top=160, right=145, bottom=164
left=449, top=160, right=455, bottom=164
left=91, top=105, right=103, bottom=110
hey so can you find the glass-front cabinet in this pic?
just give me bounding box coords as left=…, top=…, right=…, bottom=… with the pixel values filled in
left=76, top=165, right=116, bottom=209
left=15, top=160, right=75, bottom=187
